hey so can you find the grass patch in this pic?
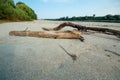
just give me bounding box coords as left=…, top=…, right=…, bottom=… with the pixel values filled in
left=0, top=20, right=10, bottom=24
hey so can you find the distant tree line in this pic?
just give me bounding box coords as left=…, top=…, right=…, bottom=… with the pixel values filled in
left=0, top=0, right=37, bottom=21
left=54, top=14, right=120, bottom=23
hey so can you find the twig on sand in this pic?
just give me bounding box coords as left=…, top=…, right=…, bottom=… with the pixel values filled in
left=59, top=44, right=78, bottom=61
left=104, top=49, right=120, bottom=56
left=24, top=27, right=28, bottom=31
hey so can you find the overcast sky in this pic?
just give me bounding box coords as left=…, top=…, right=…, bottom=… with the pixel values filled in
left=14, top=0, right=120, bottom=19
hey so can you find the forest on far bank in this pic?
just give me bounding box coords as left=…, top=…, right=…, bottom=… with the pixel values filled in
left=49, top=14, right=120, bottom=23
left=0, top=0, right=37, bottom=21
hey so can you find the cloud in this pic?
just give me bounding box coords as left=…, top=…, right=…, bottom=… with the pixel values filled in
left=42, top=0, right=74, bottom=3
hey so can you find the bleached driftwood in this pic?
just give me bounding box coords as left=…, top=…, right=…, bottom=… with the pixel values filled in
left=9, top=30, right=84, bottom=41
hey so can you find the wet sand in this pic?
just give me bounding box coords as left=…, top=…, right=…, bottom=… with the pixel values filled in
left=0, top=20, right=120, bottom=80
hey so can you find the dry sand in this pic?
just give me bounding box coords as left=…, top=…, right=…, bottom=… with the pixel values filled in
left=0, top=20, right=120, bottom=80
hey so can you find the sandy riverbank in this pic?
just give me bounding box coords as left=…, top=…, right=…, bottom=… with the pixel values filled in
left=0, top=20, right=120, bottom=80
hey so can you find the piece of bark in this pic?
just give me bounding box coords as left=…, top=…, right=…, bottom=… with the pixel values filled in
left=42, top=22, right=120, bottom=38
left=9, top=30, right=84, bottom=41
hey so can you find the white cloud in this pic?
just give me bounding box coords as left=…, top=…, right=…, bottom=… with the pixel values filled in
left=42, top=0, right=74, bottom=3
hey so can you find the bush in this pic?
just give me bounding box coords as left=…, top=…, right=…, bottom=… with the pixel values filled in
left=15, top=8, right=32, bottom=21
left=0, top=4, right=15, bottom=20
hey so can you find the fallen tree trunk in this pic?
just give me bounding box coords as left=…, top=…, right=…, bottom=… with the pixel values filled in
left=9, top=30, right=84, bottom=41
left=42, top=22, right=120, bottom=38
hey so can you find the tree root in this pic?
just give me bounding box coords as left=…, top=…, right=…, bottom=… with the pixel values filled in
left=42, top=22, right=120, bottom=38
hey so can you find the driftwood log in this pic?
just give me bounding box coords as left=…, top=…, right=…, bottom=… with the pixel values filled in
left=42, top=22, right=120, bottom=38
left=9, top=30, right=84, bottom=41
left=9, top=22, right=120, bottom=41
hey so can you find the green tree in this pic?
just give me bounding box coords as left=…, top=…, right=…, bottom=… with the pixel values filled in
left=113, top=15, right=120, bottom=20
left=16, top=2, right=37, bottom=20
left=105, top=14, right=114, bottom=20
left=0, top=0, right=37, bottom=21
left=93, top=14, right=96, bottom=17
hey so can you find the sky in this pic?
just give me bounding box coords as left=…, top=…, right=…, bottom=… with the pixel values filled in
left=14, top=0, right=120, bottom=19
